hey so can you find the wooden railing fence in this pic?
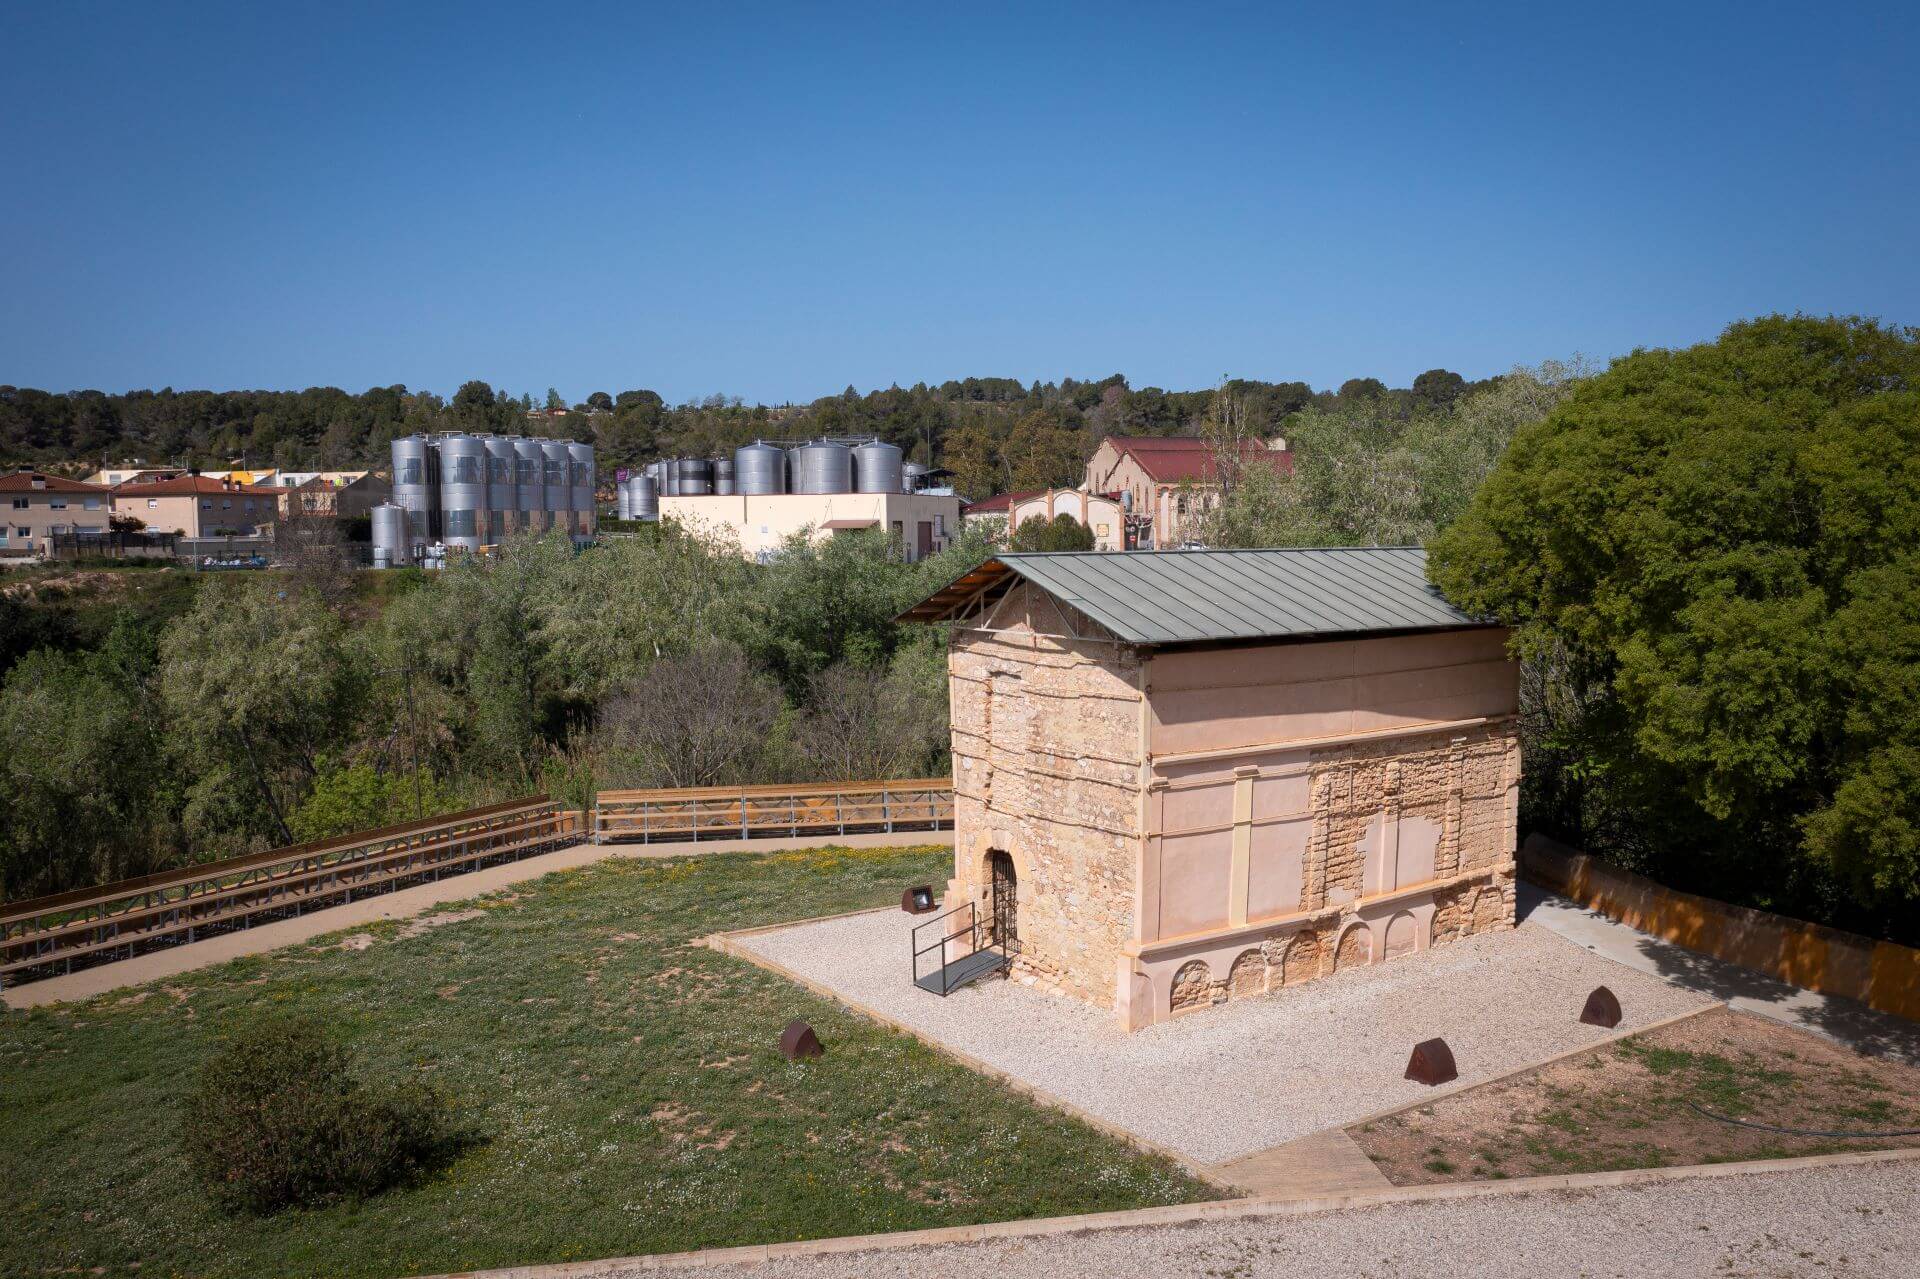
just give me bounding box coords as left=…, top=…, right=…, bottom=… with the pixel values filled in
left=591, top=778, right=954, bottom=844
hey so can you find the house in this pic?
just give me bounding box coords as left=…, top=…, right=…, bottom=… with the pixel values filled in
left=0, top=472, right=113, bottom=556
left=660, top=491, right=962, bottom=562
left=901, top=547, right=1520, bottom=1030
left=112, top=475, right=287, bottom=536
left=86, top=464, right=186, bottom=487
left=275, top=472, right=391, bottom=520
left=1083, top=435, right=1291, bottom=548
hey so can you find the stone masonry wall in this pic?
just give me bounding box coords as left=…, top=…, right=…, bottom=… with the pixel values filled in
left=947, top=581, right=1144, bottom=1007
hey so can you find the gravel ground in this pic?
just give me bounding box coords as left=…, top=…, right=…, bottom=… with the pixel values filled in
left=617, top=1159, right=1920, bottom=1278
left=735, top=913, right=1713, bottom=1163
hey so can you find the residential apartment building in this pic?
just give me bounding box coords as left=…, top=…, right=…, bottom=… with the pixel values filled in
left=112, top=475, right=286, bottom=536
left=0, top=472, right=112, bottom=556
left=276, top=472, right=391, bottom=520
left=1083, top=436, right=1292, bottom=548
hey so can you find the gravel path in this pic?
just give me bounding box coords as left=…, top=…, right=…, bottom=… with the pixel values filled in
left=735, top=913, right=1712, bottom=1163
left=617, top=1159, right=1920, bottom=1278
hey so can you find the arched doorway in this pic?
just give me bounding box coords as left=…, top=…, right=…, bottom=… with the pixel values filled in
left=986, top=850, right=1018, bottom=949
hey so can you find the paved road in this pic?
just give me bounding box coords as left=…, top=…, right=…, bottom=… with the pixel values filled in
left=602, top=1158, right=1920, bottom=1278
left=1517, top=882, right=1920, bottom=1065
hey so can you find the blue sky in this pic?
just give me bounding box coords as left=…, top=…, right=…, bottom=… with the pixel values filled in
left=4, top=2, right=1915, bottom=405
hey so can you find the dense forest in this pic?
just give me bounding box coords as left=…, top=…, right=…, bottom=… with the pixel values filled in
left=0, top=369, right=1487, bottom=500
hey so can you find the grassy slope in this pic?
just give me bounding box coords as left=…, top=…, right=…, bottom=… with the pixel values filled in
left=0, top=844, right=1212, bottom=1278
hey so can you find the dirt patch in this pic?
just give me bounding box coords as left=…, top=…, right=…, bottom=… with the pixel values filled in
left=400, top=909, right=484, bottom=938
left=647, top=1102, right=738, bottom=1151
left=1350, top=1006, right=1920, bottom=1184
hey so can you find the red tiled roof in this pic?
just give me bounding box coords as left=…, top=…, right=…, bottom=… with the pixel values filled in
left=961, top=490, right=1042, bottom=515
left=0, top=471, right=109, bottom=494
left=1109, top=437, right=1293, bottom=484
left=113, top=475, right=287, bottom=497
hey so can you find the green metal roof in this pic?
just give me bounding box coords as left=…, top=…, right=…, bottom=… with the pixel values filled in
left=900, top=547, right=1490, bottom=646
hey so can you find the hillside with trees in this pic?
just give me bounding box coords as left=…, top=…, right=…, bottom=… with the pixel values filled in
left=0, top=371, right=1488, bottom=499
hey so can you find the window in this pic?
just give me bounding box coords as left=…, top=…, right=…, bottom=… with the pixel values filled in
left=49, top=498, right=66, bottom=510
left=201, top=500, right=213, bottom=510
left=83, top=497, right=101, bottom=510
left=16, top=526, right=31, bottom=539
left=10, top=498, right=26, bottom=510
left=147, top=498, right=158, bottom=508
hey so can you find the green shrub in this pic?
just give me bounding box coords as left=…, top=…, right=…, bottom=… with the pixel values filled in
left=181, top=1014, right=452, bottom=1214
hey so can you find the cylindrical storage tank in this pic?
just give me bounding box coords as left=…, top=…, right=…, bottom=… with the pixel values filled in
left=652, top=458, right=676, bottom=497
left=674, top=457, right=713, bottom=496
left=568, top=442, right=595, bottom=539
left=712, top=457, right=737, bottom=496
left=436, top=434, right=490, bottom=553
left=371, top=503, right=411, bottom=567
left=789, top=440, right=853, bottom=494
left=735, top=442, right=786, bottom=495
left=390, top=435, right=437, bottom=546
left=853, top=439, right=904, bottom=494
left=513, top=438, right=546, bottom=533
left=901, top=461, right=930, bottom=493
left=631, top=474, right=659, bottom=520
left=616, top=477, right=633, bottom=520
left=484, top=436, right=516, bottom=542
left=541, top=440, right=571, bottom=535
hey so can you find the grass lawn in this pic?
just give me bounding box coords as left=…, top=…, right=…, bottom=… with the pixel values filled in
left=0, top=844, right=1215, bottom=1278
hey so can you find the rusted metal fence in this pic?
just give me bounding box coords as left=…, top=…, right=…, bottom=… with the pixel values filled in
left=0, top=797, right=578, bottom=989
left=593, top=778, right=954, bottom=844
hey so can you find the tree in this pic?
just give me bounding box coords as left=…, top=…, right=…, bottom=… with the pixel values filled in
left=585, top=391, right=613, bottom=412
left=592, top=642, right=783, bottom=788
left=1430, top=315, right=1920, bottom=936
left=1411, top=368, right=1468, bottom=411
left=1009, top=512, right=1096, bottom=552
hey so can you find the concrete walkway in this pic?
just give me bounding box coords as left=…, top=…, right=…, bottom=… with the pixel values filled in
left=1517, top=880, right=1920, bottom=1065
left=3, top=830, right=951, bottom=1010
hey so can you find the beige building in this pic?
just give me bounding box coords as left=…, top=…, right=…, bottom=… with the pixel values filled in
left=661, top=491, right=962, bottom=562
left=86, top=464, right=185, bottom=487
left=1083, top=435, right=1291, bottom=548
left=276, top=472, right=391, bottom=520
left=962, top=490, right=1126, bottom=550
left=0, top=472, right=113, bottom=556
left=903, top=547, right=1520, bottom=1030
left=112, top=475, right=285, bottom=536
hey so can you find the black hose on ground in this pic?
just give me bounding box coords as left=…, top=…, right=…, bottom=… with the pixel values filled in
left=1684, top=1101, right=1920, bottom=1139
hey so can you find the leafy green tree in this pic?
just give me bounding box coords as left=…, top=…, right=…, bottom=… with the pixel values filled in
left=1430, top=315, right=1920, bottom=934
left=1009, top=512, right=1096, bottom=552
left=159, top=582, right=358, bottom=851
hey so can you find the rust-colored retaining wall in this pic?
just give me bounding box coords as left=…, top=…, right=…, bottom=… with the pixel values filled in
left=1521, top=834, right=1920, bottom=1023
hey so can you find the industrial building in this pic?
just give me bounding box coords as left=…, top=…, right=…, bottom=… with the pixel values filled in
left=625, top=438, right=962, bottom=562
left=374, top=433, right=594, bottom=566
left=903, top=547, right=1520, bottom=1029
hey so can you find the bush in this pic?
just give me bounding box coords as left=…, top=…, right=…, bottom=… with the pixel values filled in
left=182, top=1014, right=452, bottom=1214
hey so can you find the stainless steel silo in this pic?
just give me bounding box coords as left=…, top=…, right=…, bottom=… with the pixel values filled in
left=712, top=457, right=737, bottom=495
left=735, top=441, right=786, bottom=494
left=616, top=477, right=633, bottom=520
left=853, top=439, right=904, bottom=493
left=541, top=440, right=571, bottom=535
left=371, top=503, right=411, bottom=567
left=652, top=459, right=676, bottom=497
left=513, top=437, right=546, bottom=533
left=674, top=458, right=713, bottom=495
left=484, top=436, right=516, bottom=542
left=631, top=474, right=658, bottom=520
left=437, top=433, right=490, bottom=553
left=391, top=434, right=437, bottom=546
left=789, top=441, right=853, bottom=494
left=568, top=442, right=595, bottom=539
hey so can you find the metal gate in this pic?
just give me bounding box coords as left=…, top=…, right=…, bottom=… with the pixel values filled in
left=987, top=851, right=1018, bottom=949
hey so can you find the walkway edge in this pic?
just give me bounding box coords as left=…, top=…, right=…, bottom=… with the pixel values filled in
left=412, top=1147, right=1920, bottom=1278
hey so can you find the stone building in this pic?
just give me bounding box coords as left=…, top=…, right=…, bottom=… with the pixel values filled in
left=902, top=547, right=1520, bottom=1030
